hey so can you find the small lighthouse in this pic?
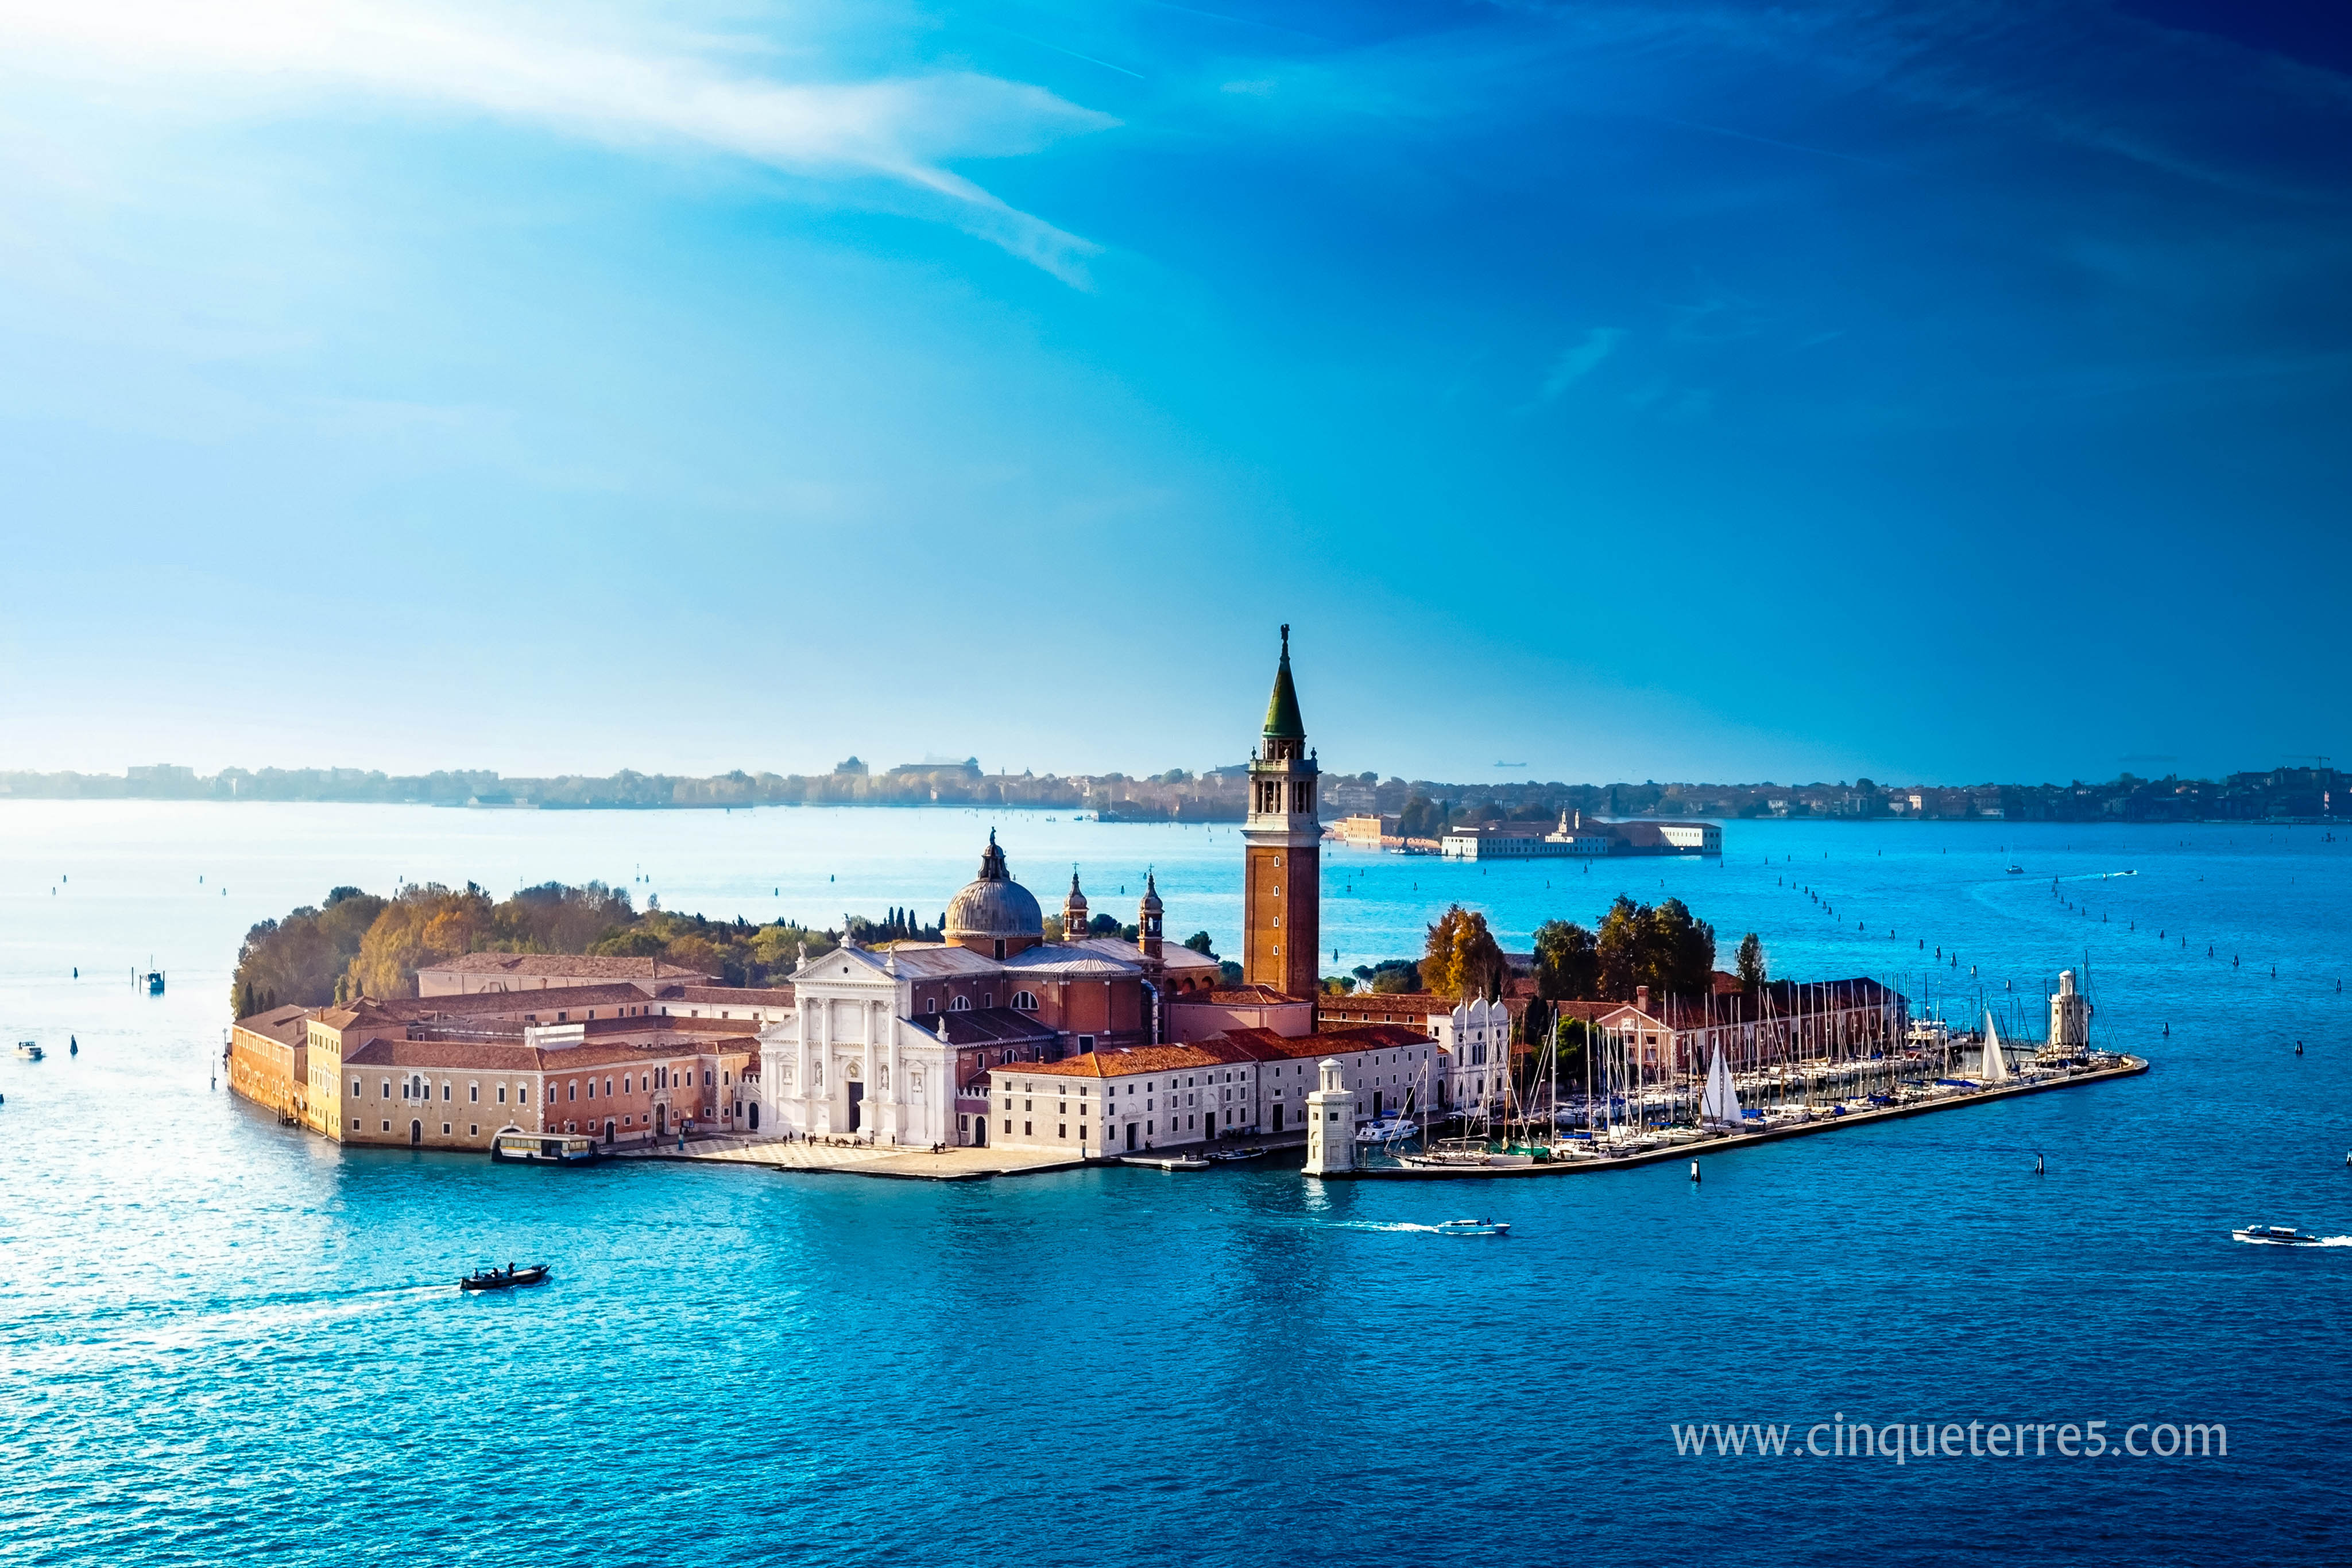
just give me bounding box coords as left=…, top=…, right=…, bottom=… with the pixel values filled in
left=1302, top=1057, right=1355, bottom=1176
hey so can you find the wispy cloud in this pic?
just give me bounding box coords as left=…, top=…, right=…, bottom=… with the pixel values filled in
left=0, top=0, right=1115, bottom=280
left=1539, top=327, right=1623, bottom=398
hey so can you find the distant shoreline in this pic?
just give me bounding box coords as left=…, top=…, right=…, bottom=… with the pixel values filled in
left=0, top=796, right=2336, bottom=828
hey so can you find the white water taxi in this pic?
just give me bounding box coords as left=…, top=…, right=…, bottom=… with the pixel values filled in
left=489, top=1128, right=598, bottom=1165
left=1432, top=1218, right=1510, bottom=1237
left=1355, top=1117, right=1417, bottom=1145
left=2232, top=1225, right=2319, bottom=1246
left=1120, top=1153, right=1210, bottom=1171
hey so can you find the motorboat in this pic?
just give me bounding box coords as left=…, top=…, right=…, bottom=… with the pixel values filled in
left=1355, top=1117, right=1417, bottom=1145
left=461, top=1264, right=550, bottom=1291
left=1120, top=1154, right=1210, bottom=1171
left=2232, top=1225, right=2320, bottom=1246
left=14, top=1042, right=43, bottom=1061
left=1432, top=1218, right=1510, bottom=1237
left=1203, top=1146, right=1270, bottom=1164
left=2005, top=865, right=2024, bottom=875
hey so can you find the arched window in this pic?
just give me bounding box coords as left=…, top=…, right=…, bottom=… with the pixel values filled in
left=1011, top=991, right=1039, bottom=1012
left=950, top=996, right=972, bottom=1012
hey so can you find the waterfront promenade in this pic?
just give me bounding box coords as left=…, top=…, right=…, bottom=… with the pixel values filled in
left=607, top=1133, right=1092, bottom=1182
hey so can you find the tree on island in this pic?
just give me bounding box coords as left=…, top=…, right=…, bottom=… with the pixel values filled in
left=1595, top=895, right=1716, bottom=1001
left=1423, top=904, right=1508, bottom=1003
left=1736, top=931, right=1767, bottom=992
left=1531, top=918, right=1599, bottom=1002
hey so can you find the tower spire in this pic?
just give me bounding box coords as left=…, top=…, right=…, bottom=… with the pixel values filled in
left=1262, top=623, right=1305, bottom=741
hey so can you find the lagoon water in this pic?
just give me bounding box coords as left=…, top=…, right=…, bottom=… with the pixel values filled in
left=2, top=803, right=2348, bottom=1565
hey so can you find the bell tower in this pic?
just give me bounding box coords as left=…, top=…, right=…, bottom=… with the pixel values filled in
left=1242, top=625, right=1320, bottom=997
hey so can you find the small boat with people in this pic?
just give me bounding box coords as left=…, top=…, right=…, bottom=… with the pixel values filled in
left=1432, top=1218, right=1510, bottom=1237
left=14, top=1042, right=43, bottom=1061
left=461, top=1263, right=551, bottom=1291
left=2231, top=1225, right=2320, bottom=1246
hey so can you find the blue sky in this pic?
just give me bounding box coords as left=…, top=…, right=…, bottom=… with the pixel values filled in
left=2, top=1, right=2346, bottom=785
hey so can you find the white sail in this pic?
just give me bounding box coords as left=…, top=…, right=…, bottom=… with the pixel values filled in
left=1980, top=1014, right=2011, bottom=1084
left=1700, top=1042, right=1744, bottom=1126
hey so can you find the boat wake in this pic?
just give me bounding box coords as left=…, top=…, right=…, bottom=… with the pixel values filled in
left=1331, top=1221, right=1450, bottom=1234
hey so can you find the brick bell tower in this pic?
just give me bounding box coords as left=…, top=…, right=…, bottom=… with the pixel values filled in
left=1243, top=625, right=1320, bottom=998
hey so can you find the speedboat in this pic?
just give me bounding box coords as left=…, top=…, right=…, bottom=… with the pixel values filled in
left=2005, top=865, right=2024, bottom=875
left=1355, top=1117, right=1416, bottom=1145
left=461, top=1264, right=551, bottom=1291
left=1120, top=1154, right=1209, bottom=1171
left=1432, top=1218, right=1510, bottom=1237
left=14, top=1042, right=43, bottom=1061
left=2232, top=1225, right=2320, bottom=1246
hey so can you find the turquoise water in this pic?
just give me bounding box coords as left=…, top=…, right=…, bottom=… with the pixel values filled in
left=2, top=804, right=2347, bottom=1564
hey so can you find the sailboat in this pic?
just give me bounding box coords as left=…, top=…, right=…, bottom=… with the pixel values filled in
left=1700, top=1042, right=1744, bottom=1129
left=1980, top=1014, right=2012, bottom=1086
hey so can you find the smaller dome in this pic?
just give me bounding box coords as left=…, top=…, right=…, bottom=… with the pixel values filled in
left=945, top=830, right=1043, bottom=940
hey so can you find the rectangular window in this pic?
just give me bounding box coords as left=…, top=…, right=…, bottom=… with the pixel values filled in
left=351, top=1079, right=359, bottom=1097
left=381, top=1081, right=390, bottom=1099
left=1003, top=1119, right=1011, bottom=1134
left=1024, top=1121, right=1032, bottom=1136
left=469, top=1084, right=478, bottom=1103
left=1058, top=1124, right=1066, bottom=1139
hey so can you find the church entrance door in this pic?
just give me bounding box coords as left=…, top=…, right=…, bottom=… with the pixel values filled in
left=848, top=1082, right=865, bottom=1133
left=655, top=1104, right=667, bottom=1137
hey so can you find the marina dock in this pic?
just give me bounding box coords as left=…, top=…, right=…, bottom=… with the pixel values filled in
left=1333, top=1052, right=2150, bottom=1180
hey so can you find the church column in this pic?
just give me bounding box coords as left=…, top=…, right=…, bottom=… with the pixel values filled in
left=793, top=1012, right=811, bottom=1134
left=885, top=1016, right=904, bottom=1145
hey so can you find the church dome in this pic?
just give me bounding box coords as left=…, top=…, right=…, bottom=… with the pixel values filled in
left=945, top=830, right=1043, bottom=941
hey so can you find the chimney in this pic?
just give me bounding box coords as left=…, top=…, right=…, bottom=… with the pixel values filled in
left=1636, top=984, right=1650, bottom=1014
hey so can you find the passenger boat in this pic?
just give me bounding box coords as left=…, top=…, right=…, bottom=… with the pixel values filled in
left=1432, top=1218, right=1510, bottom=1237
left=1120, top=1153, right=1210, bottom=1171
left=1355, top=1117, right=1417, bottom=1145
left=489, top=1128, right=599, bottom=1164
left=14, top=1042, right=42, bottom=1061
left=460, top=1263, right=551, bottom=1291
left=2231, top=1225, right=2320, bottom=1246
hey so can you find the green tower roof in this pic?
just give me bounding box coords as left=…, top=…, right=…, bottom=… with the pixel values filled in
left=1262, top=624, right=1305, bottom=739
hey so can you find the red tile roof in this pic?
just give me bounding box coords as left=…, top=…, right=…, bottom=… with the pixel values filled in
left=233, top=1005, right=312, bottom=1046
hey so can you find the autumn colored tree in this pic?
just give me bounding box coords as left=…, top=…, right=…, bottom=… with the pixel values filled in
left=230, top=885, right=386, bottom=1015
left=344, top=883, right=494, bottom=1000
left=1423, top=904, right=1508, bottom=1002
